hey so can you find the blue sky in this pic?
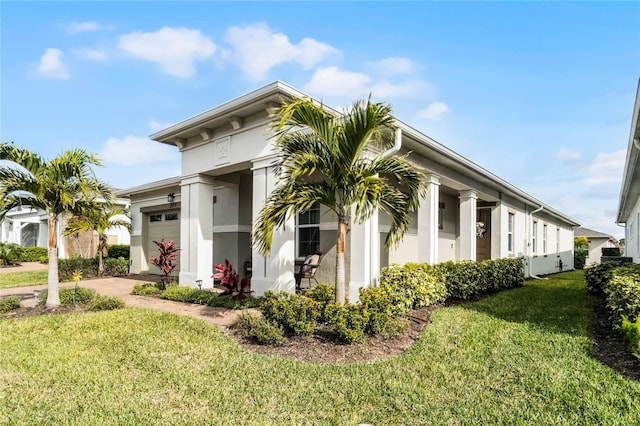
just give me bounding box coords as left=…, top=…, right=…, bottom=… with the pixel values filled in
left=2, top=1, right=639, bottom=239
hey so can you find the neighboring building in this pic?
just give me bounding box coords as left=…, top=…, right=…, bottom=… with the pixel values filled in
left=0, top=198, right=131, bottom=258
left=574, top=226, right=619, bottom=265
left=617, top=79, right=640, bottom=262
left=120, top=81, right=579, bottom=299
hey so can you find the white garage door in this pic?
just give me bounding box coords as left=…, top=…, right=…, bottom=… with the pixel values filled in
left=147, top=211, right=181, bottom=273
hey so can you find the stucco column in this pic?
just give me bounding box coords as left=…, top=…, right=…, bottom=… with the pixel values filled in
left=459, top=189, right=478, bottom=261
left=251, top=159, right=296, bottom=296
left=349, top=207, right=379, bottom=303
left=179, top=175, right=215, bottom=288
left=418, top=174, right=440, bottom=264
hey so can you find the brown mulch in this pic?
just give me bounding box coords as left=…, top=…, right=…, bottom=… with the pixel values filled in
left=590, top=297, right=640, bottom=381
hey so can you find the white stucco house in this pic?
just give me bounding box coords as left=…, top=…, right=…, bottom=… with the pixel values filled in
left=574, top=226, right=620, bottom=265
left=0, top=198, right=131, bottom=259
left=617, top=79, right=640, bottom=262
left=120, top=81, right=579, bottom=299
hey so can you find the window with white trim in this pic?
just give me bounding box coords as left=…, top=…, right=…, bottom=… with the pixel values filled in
left=297, top=203, right=320, bottom=257
left=508, top=212, right=515, bottom=252
left=532, top=220, right=538, bottom=255
left=556, top=227, right=560, bottom=253
left=543, top=224, right=548, bottom=255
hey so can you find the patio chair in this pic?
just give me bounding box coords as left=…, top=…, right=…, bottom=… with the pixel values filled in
left=295, top=252, right=322, bottom=291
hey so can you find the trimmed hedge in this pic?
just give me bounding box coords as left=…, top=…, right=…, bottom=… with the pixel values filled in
left=378, top=262, right=447, bottom=314
left=0, top=295, right=22, bottom=313
left=18, top=246, right=48, bottom=262
left=605, top=273, right=640, bottom=324
left=584, top=261, right=633, bottom=295
left=58, top=257, right=128, bottom=281
left=107, top=245, right=130, bottom=260
left=261, top=291, right=319, bottom=336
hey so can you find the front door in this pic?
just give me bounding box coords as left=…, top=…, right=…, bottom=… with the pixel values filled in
left=476, top=208, right=491, bottom=262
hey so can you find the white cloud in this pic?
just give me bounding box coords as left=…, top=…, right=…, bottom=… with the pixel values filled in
left=371, top=80, right=430, bottom=98
left=149, top=119, right=174, bottom=132
left=38, top=48, right=69, bottom=80
left=72, top=48, right=107, bottom=61
left=304, top=67, right=372, bottom=98
left=583, top=149, right=626, bottom=185
left=67, top=21, right=100, bottom=34
left=556, top=147, right=581, bottom=161
left=418, top=101, right=450, bottom=119
left=118, top=27, right=216, bottom=78
left=371, top=57, right=416, bottom=76
left=224, top=23, right=339, bottom=81
left=100, top=135, right=179, bottom=166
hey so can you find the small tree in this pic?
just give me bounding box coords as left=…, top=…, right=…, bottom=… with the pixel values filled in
left=150, top=239, right=179, bottom=289
left=574, top=236, right=590, bottom=269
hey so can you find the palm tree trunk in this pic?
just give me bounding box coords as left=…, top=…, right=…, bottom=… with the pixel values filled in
left=46, top=215, right=60, bottom=307
left=335, top=219, right=348, bottom=304
left=98, top=234, right=106, bottom=276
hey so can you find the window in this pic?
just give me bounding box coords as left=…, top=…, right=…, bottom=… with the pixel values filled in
left=532, top=221, right=537, bottom=255
left=150, top=214, right=162, bottom=222
left=165, top=212, right=179, bottom=221
left=438, top=202, right=445, bottom=230
left=508, top=212, right=514, bottom=252
left=297, top=203, right=320, bottom=257
left=543, top=224, right=548, bottom=255
left=556, top=228, right=560, bottom=253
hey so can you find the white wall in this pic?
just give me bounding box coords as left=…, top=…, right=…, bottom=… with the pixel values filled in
left=625, top=195, right=640, bottom=262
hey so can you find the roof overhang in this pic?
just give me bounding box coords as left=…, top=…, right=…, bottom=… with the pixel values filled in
left=617, top=79, right=640, bottom=223
left=116, top=176, right=182, bottom=197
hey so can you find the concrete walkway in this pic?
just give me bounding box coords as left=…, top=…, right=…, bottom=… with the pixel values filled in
left=1, top=263, right=249, bottom=327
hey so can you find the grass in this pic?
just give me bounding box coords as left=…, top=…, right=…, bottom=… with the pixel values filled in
left=0, top=270, right=47, bottom=289
left=1, top=270, right=639, bottom=424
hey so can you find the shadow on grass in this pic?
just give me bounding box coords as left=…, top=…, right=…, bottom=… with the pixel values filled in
left=464, top=271, right=592, bottom=337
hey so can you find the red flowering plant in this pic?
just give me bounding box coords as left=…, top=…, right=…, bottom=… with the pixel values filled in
left=212, top=258, right=253, bottom=301
left=150, top=239, right=179, bottom=289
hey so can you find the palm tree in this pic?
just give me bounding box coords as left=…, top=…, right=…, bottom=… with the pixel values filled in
left=253, top=97, right=426, bottom=304
left=0, top=143, right=112, bottom=307
left=63, top=204, right=130, bottom=276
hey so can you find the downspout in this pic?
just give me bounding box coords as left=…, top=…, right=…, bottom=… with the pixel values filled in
left=529, top=205, right=548, bottom=280
left=382, top=127, right=403, bottom=158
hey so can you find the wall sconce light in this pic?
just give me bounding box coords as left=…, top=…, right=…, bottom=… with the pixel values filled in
left=167, top=193, right=175, bottom=203
left=196, top=280, right=203, bottom=290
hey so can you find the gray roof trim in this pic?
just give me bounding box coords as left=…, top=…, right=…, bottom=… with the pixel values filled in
left=574, top=226, right=613, bottom=239
left=117, top=176, right=181, bottom=197
left=617, top=79, right=640, bottom=223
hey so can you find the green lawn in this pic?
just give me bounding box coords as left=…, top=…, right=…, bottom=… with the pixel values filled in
left=0, top=270, right=47, bottom=289
left=1, top=270, right=638, bottom=425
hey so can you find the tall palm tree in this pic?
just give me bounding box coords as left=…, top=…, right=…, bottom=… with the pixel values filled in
left=63, top=204, right=130, bottom=276
left=253, top=97, right=426, bottom=304
left=0, top=143, right=112, bottom=307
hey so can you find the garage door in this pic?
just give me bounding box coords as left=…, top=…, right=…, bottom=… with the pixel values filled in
left=147, top=211, right=181, bottom=274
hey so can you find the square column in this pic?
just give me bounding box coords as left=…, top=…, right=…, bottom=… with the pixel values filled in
left=349, top=207, right=379, bottom=303
left=251, top=160, right=296, bottom=296
left=179, top=175, right=215, bottom=288
left=418, top=174, right=440, bottom=264
left=459, top=189, right=478, bottom=261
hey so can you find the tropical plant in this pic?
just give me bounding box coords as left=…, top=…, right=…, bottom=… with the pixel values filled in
left=212, top=259, right=254, bottom=301
left=63, top=204, right=130, bottom=275
left=252, top=97, right=426, bottom=304
left=0, top=143, right=112, bottom=307
left=574, top=236, right=590, bottom=269
left=150, top=239, right=179, bottom=288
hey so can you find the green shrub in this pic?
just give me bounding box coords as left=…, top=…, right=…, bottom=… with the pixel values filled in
left=161, top=286, right=199, bottom=303
left=0, top=295, right=21, bottom=313
left=584, top=261, right=627, bottom=295
left=379, top=317, right=410, bottom=339
left=326, top=303, right=370, bottom=343
left=359, top=286, right=396, bottom=336
left=233, top=312, right=285, bottom=345
left=38, top=255, right=48, bottom=264
left=103, top=257, right=128, bottom=277
left=107, top=244, right=130, bottom=260
left=206, top=294, right=261, bottom=309
left=305, top=284, right=336, bottom=323
left=378, top=262, right=447, bottom=314
left=39, top=287, right=96, bottom=306
left=130, top=283, right=161, bottom=296
left=87, top=294, right=125, bottom=311
left=605, top=273, right=640, bottom=324
left=0, top=243, right=21, bottom=265
left=619, top=315, right=640, bottom=357
left=261, top=291, right=319, bottom=336
left=436, top=258, right=524, bottom=300
left=574, top=249, right=587, bottom=270
left=18, top=246, right=48, bottom=262
left=58, top=257, right=99, bottom=281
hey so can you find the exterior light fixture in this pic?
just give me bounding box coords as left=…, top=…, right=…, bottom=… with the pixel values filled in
left=167, top=193, right=175, bottom=203
left=196, top=280, right=203, bottom=290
